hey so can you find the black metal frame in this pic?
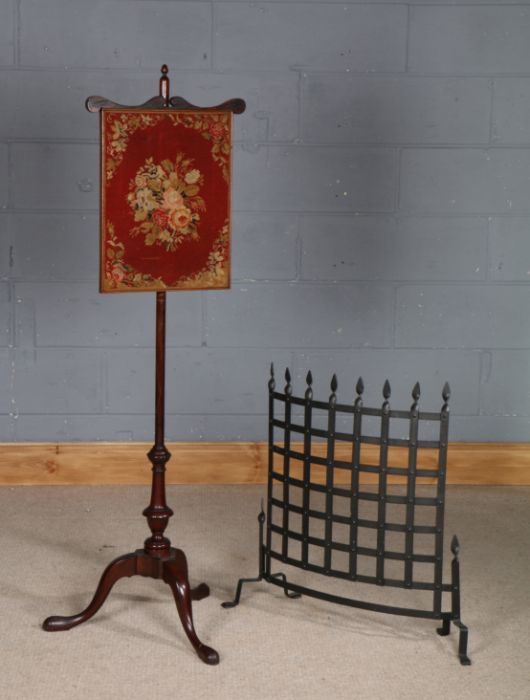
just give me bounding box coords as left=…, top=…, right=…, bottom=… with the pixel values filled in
left=223, top=366, right=471, bottom=665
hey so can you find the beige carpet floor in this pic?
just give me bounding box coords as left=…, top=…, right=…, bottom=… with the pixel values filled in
left=0, top=484, right=529, bottom=699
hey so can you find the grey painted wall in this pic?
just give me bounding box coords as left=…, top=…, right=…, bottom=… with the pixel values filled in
left=1, top=0, right=530, bottom=442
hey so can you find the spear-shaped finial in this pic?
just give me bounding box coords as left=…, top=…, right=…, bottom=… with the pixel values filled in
left=451, top=534, right=460, bottom=558
left=354, top=377, right=364, bottom=409
left=329, top=373, right=338, bottom=405
left=442, top=382, right=451, bottom=419
left=410, top=381, right=420, bottom=415
left=383, top=379, right=391, bottom=400
left=285, top=367, right=292, bottom=396
left=305, top=370, right=313, bottom=400
left=268, top=362, right=275, bottom=392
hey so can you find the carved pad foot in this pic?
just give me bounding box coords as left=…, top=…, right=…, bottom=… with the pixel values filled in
left=43, top=548, right=218, bottom=664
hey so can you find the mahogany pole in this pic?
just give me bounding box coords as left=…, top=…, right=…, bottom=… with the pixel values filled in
left=143, top=291, right=174, bottom=553
left=143, top=70, right=173, bottom=554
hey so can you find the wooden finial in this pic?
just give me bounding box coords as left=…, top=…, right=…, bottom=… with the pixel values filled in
left=160, top=64, right=170, bottom=106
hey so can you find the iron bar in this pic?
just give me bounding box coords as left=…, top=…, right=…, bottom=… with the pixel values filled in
left=266, top=364, right=275, bottom=577
left=324, top=375, right=337, bottom=573
left=404, top=382, right=420, bottom=587
left=301, top=372, right=313, bottom=568
left=376, top=380, right=391, bottom=584
left=281, top=369, right=292, bottom=561
left=433, top=382, right=450, bottom=615
left=349, top=378, right=363, bottom=579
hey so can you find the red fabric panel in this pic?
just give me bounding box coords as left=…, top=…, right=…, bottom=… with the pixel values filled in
left=101, top=109, right=231, bottom=292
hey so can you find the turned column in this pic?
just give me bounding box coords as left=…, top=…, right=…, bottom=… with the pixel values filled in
left=143, top=291, right=174, bottom=553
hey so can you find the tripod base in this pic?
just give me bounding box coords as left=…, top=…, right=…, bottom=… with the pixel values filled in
left=43, top=547, right=219, bottom=665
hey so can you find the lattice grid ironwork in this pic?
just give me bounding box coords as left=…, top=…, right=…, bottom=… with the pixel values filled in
left=223, top=366, right=471, bottom=665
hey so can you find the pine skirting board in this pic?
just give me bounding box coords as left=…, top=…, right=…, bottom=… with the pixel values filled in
left=0, top=442, right=529, bottom=485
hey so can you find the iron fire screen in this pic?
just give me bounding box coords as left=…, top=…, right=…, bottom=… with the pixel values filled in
left=223, top=366, right=471, bottom=665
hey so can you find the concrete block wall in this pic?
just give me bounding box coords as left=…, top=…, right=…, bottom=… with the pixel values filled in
left=1, top=0, right=530, bottom=442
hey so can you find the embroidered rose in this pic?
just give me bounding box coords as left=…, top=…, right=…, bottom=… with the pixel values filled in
left=209, top=122, right=227, bottom=139
left=147, top=164, right=164, bottom=179
left=152, top=208, right=169, bottom=228
left=185, top=169, right=200, bottom=185
left=163, top=188, right=184, bottom=210
left=135, top=187, right=157, bottom=211
left=111, top=266, right=125, bottom=283
left=170, top=207, right=192, bottom=230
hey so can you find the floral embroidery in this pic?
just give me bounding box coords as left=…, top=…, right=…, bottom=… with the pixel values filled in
left=102, top=109, right=231, bottom=292
left=106, top=111, right=230, bottom=184
left=104, top=220, right=228, bottom=291
left=105, top=113, right=163, bottom=181
left=104, top=223, right=165, bottom=290
left=174, top=220, right=229, bottom=289
left=167, top=112, right=231, bottom=182
left=127, top=155, right=205, bottom=252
